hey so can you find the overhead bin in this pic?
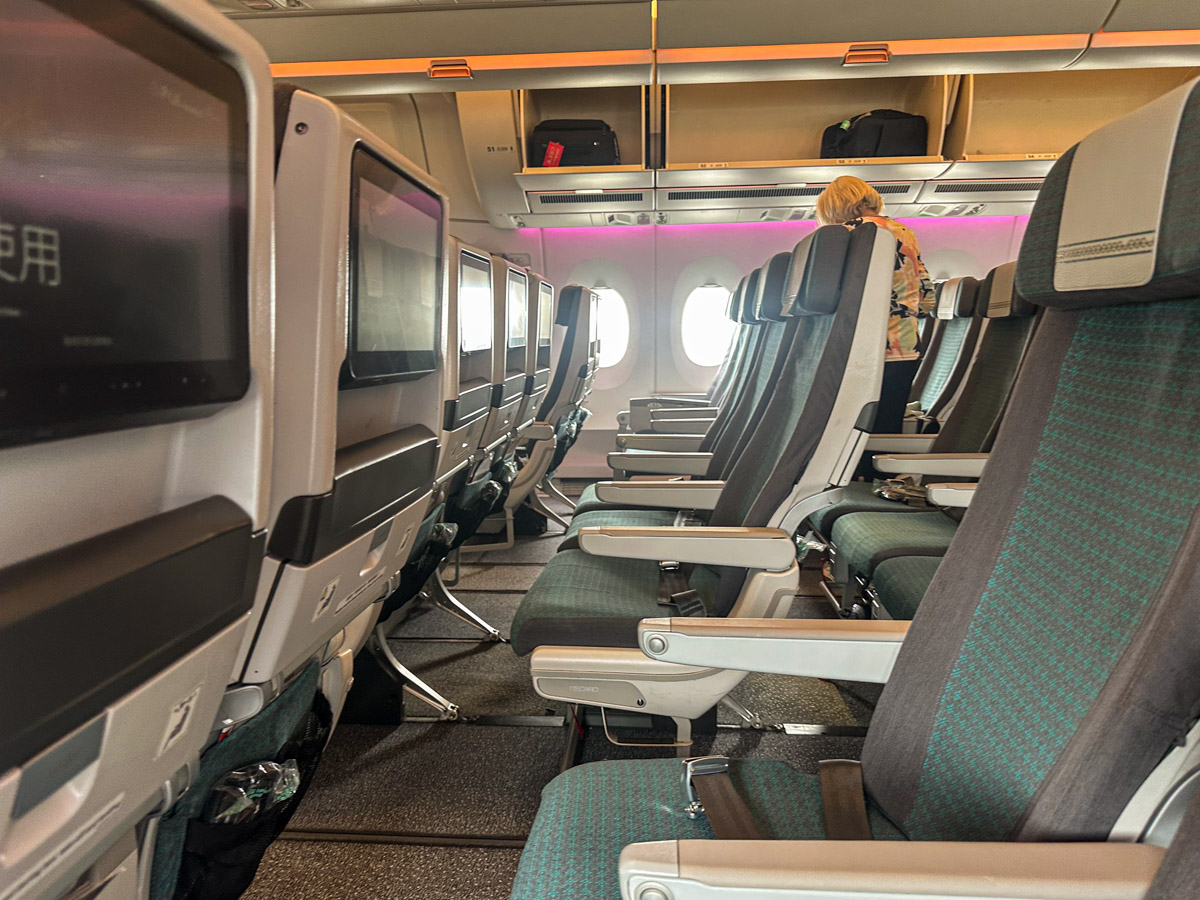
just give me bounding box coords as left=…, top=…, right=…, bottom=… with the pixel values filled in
left=655, top=0, right=1102, bottom=83
left=243, top=2, right=652, bottom=93
left=515, top=87, right=651, bottom=191
left=940, top=68, right=1200, bottom=177
left=660, top=76, right=953, bottom=188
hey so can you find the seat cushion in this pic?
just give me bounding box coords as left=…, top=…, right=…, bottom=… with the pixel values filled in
left=561, top=508, right=679, bottom=546
left=510, top=758, right=904, bottom=900
left=510, top=550, right=718, bottom=655
left=872, top=555, right=942, bottom=621
left=832, top=510, right=959, bottom=579
left=809, top=481, right=930, bottom=535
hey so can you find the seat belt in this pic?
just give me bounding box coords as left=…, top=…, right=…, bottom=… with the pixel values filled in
left=658, top=561, right=706, bottom=617
left=681, top=757, right=764, bottom=840
left=818, top=759, right=873, bottom=840
left=681, top=757, right=875, bottom=841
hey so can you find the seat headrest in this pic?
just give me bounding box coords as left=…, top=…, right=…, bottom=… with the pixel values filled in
left=1017, top=77, right=1200, bottom=309
left=726, top=280, right=744, bottom=321
left=756, top=252, right=793, bottom=321
left=936, top=277, right=978, bottom=319
left=980, top=261, right=1037, bottom=318
left=740, top=268, right=765, bottom=324
left=782, top=224, right=853, bottom=316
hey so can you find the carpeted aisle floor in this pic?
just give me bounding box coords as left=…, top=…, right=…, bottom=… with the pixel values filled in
left=243, top=480, right=878, bottom=899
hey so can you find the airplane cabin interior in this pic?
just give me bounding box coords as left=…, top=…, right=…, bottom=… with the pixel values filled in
left=4, top=1, right=1200, bottom=899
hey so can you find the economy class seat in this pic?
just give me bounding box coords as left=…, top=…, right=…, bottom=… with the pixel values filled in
left=569, top=243, right=829, bottom=522
left=901, top=274, right=984, bottom=433
left=508, top=77, right=1200, bottom=900
left=0, top=2, right=272, bottom=897
left=509, top=222, right=896, bottom=745
left=821, top=261, right=1040, bottom=615
left=148, top=83, right=451, bottom=895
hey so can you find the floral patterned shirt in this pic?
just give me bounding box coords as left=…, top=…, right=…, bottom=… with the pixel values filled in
left=847, top=215, right=936, bottom=359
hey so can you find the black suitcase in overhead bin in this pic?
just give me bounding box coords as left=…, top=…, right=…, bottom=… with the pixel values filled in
left=529, top=119, right=621, bottom=167
left=820, top=109, right=927, bottom=159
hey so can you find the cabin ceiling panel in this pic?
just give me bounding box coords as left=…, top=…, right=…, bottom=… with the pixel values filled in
left=655, top=0, right=1114, bottom=47
left=1104, top=0, right=1200, bottom=33
left=228, top=2, right=650, bottom=61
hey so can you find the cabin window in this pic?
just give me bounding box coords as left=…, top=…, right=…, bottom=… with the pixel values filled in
left=681, top=284, right=735, bottom=368
left=593, top=287, right=630, bottom=369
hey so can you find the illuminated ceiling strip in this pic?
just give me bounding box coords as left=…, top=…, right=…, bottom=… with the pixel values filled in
left=656, top=33, right=1089, bottom=65
left=271, top=49, right=652, bottom=78
left=1091, top=29, right=1200, bottom=48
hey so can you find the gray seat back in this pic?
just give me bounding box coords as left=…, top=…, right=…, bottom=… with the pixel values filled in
left=930, top=261, right=1041, bottom=455
left=862, top=78, right=1200, bottom=844
left=0, top=3, right=273, bottom=897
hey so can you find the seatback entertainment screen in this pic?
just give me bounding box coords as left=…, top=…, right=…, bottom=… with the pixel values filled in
left=506, top=269, right=528, bottom=351
left=344, top=146, right=443, bottom=385
left=458, top=251, right=493, bottom=356
left=0, top=0, right=250, bottom=445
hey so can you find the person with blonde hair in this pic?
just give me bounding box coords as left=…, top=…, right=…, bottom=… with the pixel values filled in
left=816, top=175, right=935, bottom=432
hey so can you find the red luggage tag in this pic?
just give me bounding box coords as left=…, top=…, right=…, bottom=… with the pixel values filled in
left=542, top=141, right=564, bottom=167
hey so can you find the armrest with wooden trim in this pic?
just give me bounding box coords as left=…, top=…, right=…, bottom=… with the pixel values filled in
left=614, top=434, right=706, bottom=452
left=630, top=396, right=712, bottom=408
left=928, top=482, right=977, bottom=509
left=864, top=433, right=937, bottom=453
left=628, top=396, right=714, bottom=432
left=873, top=452, right=989, bottom=478
left=650, top=417, right=711, bottom=434
left=577, top=526, right=795, bottom=571
left=593, top=480, right=724, bottom=510
left=637, top=618, right=908, bottom=683
left=608, top=451, right=712, bottom=476
left=650, top=407, right=719, bottom=421
left=621, top=840, right=1163, bottom=900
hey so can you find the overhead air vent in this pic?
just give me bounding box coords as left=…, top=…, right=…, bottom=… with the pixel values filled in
left=669, top=187, right=822, bottom=201
left=537, top=192, right=645, bottom=205
left=933, top=181, right=1045, bottom=194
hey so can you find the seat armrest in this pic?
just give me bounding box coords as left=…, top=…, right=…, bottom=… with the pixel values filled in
left=593, top=480, right=725, bottom=510
left=650, top=407, right=719, bottom=421
left=621, top=840, right=1163, bottom=900
left=650, top=417, right=711, bottom=434
left=873, top=452, right=988, bottom=478
left=928, top=482, right=976, bottom=508
left=637, top=617, right=908, bottom=682
left=577, top=526, right=795, bottom=571
left=630, top=396, right=712, bottom=409
left=864, top=433, right=937, bottom=453
left=615, top=434, right=705, bottom=452
left=608, top=451, right=712, bottom=476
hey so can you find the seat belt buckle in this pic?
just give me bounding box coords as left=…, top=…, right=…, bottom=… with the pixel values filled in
left=681, top=755, right=729, bottom=819
left=671, top=589, right=707, bottom=617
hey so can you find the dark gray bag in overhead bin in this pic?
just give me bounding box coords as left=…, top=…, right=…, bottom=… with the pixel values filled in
left=821, top=109, right=927, bottom=159
left=529, top=119, right=621, bottom=167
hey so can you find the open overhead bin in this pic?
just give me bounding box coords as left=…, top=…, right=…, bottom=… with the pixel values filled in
left=655, top=0, right=1106, bottom=83
left=939, top=67, right=1200, bottom=177
left=239, top=1, right=652, bottom=94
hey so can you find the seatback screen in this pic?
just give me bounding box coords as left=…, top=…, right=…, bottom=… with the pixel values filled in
left=345, top=146, right=443, bottom=385
left=458, top=251, right=492, bottom=355
left=506, top=270, right=528, bottom=350
left=0, top=0, right=250, bottom=445
left=537, top=282, right=553, bottom=368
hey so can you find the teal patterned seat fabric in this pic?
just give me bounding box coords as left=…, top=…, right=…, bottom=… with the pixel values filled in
left=511, top=82, right=1200, bottom=900
left=831, top=509, right=959, bottom=578
left=871, top=555, right=941, bottom=620
left=511, top=759, right=903, bottom=900
left=561, top=507, right=677, bottom=543
left=509, top=551, right=719, bottom=654
left=808, top=480, right=929, bottom=534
